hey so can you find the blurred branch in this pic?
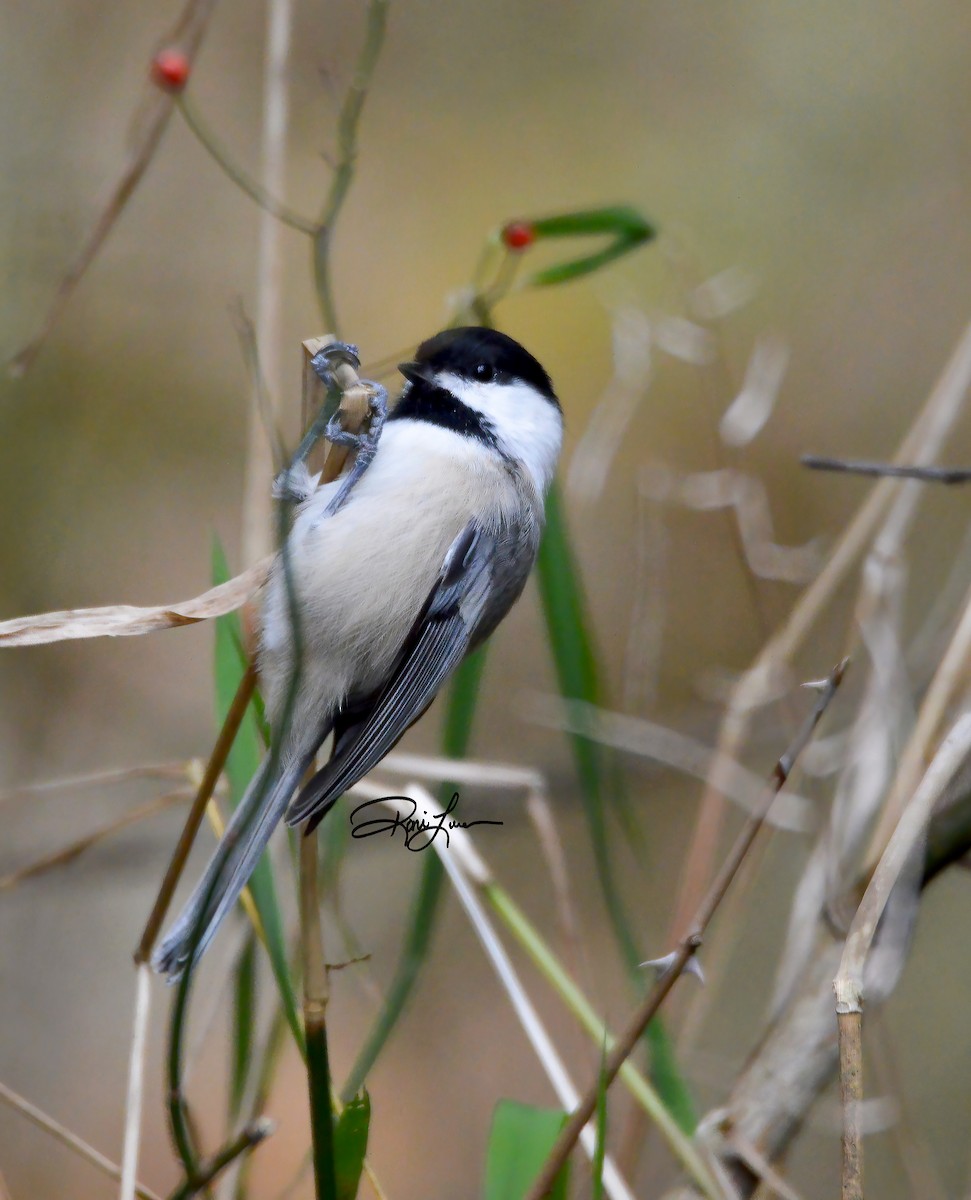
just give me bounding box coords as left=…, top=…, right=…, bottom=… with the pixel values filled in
left=524, top=660, right=846, bottom=1200
left=0, top=761, right=192, bottom=807
left=242, top=0, right=296, bottom=570
left=167, top=1120, right=274, bottom=1200
left=8, top=0, right=220, bottom=376
left=230, top=301, right=287, bottom=473
left=300, top=833, right=337, bottom=1200
left=803, top=455, right=971, bottom=485
left=0, top=1080, right=161, bottom=1200
left=834, top=714, right=971, bottom=1200
left=865, top=575, right=971, bottom=859
left=406, top=782, right=643, bottom=1200
left=669, top=744, right=971, bottom=1199
left=0, top=787, right=193, bottom=891
left=684, top=318, right=971, bottom=961
left=134, top=668, right=257, bottom=965
left=312, top=0, right=389, bottom=333
left=177, top=94, right=316, bottom=234
left=120, top=965, right=153, bottom=1200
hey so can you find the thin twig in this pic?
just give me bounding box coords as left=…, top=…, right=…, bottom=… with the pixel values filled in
left=0, top=788, right=194, bottom=891
left=134, top=665, right=257, bottom=964
left=403, top=781, right=642, bottom=1200
left=0, top=761, right=192, bottom=806
left=242, top=0, right=297, bottom=567
left=229, top=300, right=287, bottom=474
left=300, top=833, right=337, bottom=1200
left=679, top=318, right=971, bottom=950
left=802, top=455, right=971, bottom=485
left=312, top=0, right=389, bottom=333
left=865, top=579, right=971, bottom=859
left=119, top=964, right=153, bottom=1200
left=837, top=1011, right=863, bottom=1200
left=0, top=1080, right=161, bottom=1200
left=167, top=1120, right=274, bottom=1200
left=524, top=659, right=847, bottom=1200
left=833, top=713, right=971, bottom=1200
left=8, top=0, right=220, bottom=375
left=176, top=95, right=315, bottom=236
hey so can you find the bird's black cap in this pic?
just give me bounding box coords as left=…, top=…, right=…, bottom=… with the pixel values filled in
left=407, top=326, right=558, bottom=408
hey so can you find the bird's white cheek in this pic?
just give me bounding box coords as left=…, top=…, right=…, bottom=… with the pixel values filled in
left=437, top=375, right=563, bottom=493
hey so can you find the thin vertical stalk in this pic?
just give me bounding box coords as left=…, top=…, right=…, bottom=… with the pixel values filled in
left=119, top=964, right=152, bottom=1200
left=242, top=0, right=294, bottom=565
left=312, top=0, right=389, bottom=333
left=300, top=833, right=337, bottom=1200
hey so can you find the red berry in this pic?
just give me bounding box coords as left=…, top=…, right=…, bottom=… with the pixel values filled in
left=501, top=221, right=536, bottom=251
left=151, top=48, right=191, bottom=92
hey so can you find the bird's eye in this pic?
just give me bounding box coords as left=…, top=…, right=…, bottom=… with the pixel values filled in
left=473, top=362, right=495, bottom=383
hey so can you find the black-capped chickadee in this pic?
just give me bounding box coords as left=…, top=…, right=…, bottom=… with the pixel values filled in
left=154, top=327, right=562, bottom=979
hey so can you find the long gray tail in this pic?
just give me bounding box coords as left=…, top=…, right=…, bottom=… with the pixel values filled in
left=152, top=751, right=311, bottom=981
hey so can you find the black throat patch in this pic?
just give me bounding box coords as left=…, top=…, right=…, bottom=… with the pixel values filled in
left=388, top=382, right=499, bottom=448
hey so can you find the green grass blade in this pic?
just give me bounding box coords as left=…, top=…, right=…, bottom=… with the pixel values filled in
left=306, top=1020, right=338, bottom=1200
left=230, top=934, right=257, bottom=1121
left=333, top=1091, right=370, bottom=1200
left=535, top=484, right=634, bottom=962
left=519, top=205, right=655, bottom=287
left=592, top=1038, right=608, bottom=1200
left=338, top=649, right=487, bottom=1101
left=535, top=485, right=696, bottom=1131
left=485, top=1100, right=570, bottom=1200
left=212, top=538, right=305, bottom=1054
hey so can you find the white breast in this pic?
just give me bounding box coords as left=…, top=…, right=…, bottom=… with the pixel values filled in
left=259, top=420, right=521, bottom=743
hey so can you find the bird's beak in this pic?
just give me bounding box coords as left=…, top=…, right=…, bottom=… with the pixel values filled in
left=398, top=361, right=432, bottom=386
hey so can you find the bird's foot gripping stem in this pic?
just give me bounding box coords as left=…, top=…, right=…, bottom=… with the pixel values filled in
left=312, top=343, right=388, bottom=516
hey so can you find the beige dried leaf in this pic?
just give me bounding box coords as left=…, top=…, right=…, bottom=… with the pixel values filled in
left=0, top=557, right=272, bottom=648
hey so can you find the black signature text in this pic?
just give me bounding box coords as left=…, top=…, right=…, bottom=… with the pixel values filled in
left=349, top=791, right=503, bottom=851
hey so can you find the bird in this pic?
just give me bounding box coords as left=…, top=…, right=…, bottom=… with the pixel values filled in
left=153, top=326, right=563, bottom=979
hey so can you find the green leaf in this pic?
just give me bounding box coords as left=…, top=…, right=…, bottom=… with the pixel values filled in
left=306, top=1018, right=338, bottom=1200
left=485, top=1100, right=570, bottom=1200
left=592, top=1038, right=608, bottom=1200
left=334, top=1091, right=371, bottom=1200
left=212, top=537, right=305, bottom=1055
left=520, top=205, right=655, bottom=287
left=230, top=934, right=257, bottom=1121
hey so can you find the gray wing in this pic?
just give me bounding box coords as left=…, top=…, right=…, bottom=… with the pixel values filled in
left=285, top=519, right=499, bottom=832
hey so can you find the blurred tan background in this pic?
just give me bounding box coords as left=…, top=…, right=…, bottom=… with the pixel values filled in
left=4, top=2, right=971, bottom=1198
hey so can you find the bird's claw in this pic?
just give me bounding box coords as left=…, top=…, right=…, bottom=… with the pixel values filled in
left=310, top=341, right=361, bottom=389
left=323, top=381, right=389, bottom=517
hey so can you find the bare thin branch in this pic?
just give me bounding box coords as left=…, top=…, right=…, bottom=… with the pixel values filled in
left=0, top=1080, right=160, bottom=1200
left=803, top=455, right=971, bottom=485
left=0, top=788, right=193, bottom=891
left=524, top=659, right=847, bottom=1200
left=176, top=94, right=316, bottom=236
left=312, top=0, right=389, bottom=333
left=8, top=0, right=220, bottom=375
left=0, top=761, right=192, bottom=807
left=134, top=669, right=257, bottom=963
left=679, top=317, right=971, bottom=958
left=119, top=965, right=152, bottom=1200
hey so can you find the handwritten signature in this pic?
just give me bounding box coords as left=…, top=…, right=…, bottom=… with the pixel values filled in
left=348, top=791, right=503, bottom=851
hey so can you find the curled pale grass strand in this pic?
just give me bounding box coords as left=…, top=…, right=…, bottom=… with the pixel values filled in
left=0, top=557, right=271, bottom=648
left=719, top=333, right=789, bottom=448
